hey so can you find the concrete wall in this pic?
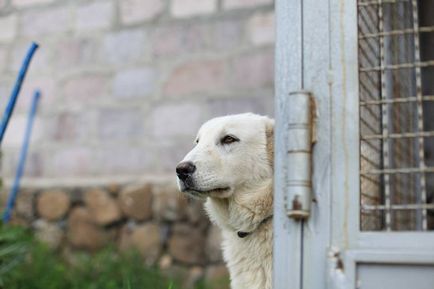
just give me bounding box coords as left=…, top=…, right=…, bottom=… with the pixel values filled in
left=0, top=0, right=275, bottom=183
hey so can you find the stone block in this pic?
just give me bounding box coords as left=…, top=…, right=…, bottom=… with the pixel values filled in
left=102, top=30, right=149, bottom=65
left=119, top=223, right=161, bottom=264
left=112, top=67, right=155, bottom=98
left=118, top=184, right=153, bottom=221
left=229, top=49, right=274, bottom=89
left=223, top=0, right=272, bottom=10
left=62, top=74, right=109, bottom=105
left=168, top=224, right=206, bottom=265
left=164, top=59, right=227, bottom=97
left=151, top=23, right=209, bottom=58
left=49, top=147, right=93, bottom=177
left=148, top=102, right=204, bottom=140
left=171, top=0, right=216, bottom=18
left=12, top=0, right=53, bottom=7
left=247, top=11, right=275, bottom=45
left=0, top=15, right=17, bottom=43
left=37, top=190, right=70, bottom=221
left=75, top=1, right=113, bottom=32
left=20, top=6, right=71, bottom=36
left=120, top=0, right=164, bottom=24
left=67, top=206, right=108, bottom=250
left=205, top=225, right=223, bottom=262
left=34, top=219, right=64, bottom=249
left=152, top=184, right=188, bottom=221
left=84, top=189, right=122, bottom=225
left=53, top=37, right=99, bottom=69
left=97, top=108, right=144, bottom=141
left=15, top=189, right=35, bottom=219
left=205, top=265, right=230, bottom=289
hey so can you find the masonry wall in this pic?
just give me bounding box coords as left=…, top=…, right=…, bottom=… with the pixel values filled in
left=6, top=180, right=230, bottom=288
left=0, top=0, right=275, bottom=182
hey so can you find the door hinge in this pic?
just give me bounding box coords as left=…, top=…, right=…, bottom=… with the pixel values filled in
left=285, top=91, right=317, bottom=220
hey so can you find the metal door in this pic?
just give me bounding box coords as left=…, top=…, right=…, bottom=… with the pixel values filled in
left=273, top=0, right=434, bottom=289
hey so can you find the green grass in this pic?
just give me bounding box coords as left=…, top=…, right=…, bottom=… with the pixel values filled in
left=0, top=223, right=215, bottom=289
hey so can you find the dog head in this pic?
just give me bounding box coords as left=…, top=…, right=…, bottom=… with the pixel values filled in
left=176, top=113, right=274, bottom=199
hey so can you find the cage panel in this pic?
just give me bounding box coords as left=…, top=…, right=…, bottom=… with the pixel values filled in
left=358, top=0, right=434, bottom=231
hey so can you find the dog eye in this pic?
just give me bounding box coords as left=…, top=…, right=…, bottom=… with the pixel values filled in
left=221, top=135, right=239, bottom=145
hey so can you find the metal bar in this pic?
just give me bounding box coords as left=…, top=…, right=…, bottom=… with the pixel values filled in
left=378, top=0, right=392, bottom=230
left=361, top=95, right=434, bottom=105
left=411, top=0, right=428, bottom=230
left=359, top=26, right=434, bottom=39
left=3, top=90, right=41, bottom=223
left=362, top=167, right=434, bottom=175
left=362, top=204, right=434, bottom=210
left=362, top=131, right=434, bottom=140
left=358, top=0, right=409, bottom=7
left=0, top=42, right=38, bottom=144
left=360, top=60, right=434, bottom=72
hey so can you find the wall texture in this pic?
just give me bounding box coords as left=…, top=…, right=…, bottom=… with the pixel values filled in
left=0, top=0, right=275, bottom=182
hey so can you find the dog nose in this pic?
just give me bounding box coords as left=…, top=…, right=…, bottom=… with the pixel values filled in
left=176, top=161, right=196, bottom=181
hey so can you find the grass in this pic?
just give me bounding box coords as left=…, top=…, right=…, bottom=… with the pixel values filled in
left=0, top=223, right=216, bottom=289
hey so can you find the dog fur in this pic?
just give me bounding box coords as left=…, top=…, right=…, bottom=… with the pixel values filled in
left=177, top=113, right=274, bottom=289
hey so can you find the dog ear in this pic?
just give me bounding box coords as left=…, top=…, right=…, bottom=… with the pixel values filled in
left=265, top=118, right=274, bottom=169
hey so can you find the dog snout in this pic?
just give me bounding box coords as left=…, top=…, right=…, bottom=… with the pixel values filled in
left=176, top=161, right=196, bottom=181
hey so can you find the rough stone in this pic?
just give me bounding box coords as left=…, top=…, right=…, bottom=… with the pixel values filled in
left=119, top=223, right=161, bottom=264
left=118, top=184, right=153, bottom=221
left=67, top=206, right=108, bottom=250
left=168, top=224, right=206, bottom=264
left=205, top=265, right=230, bottom=289
left=247, top=11, right=275, bottom=45
left=75, top=1, right=113, bottom=32
left=185, top=266, right=204, bottom=288
left=205, top=225, right=223, bottom=262
left=34, top=219, right=64, bottom=249
left=15, top=190, right=35, bottom=219
left=152, top=184, right=188, bottom=221
left=37, top=190, right=70, bottom=221
left=84, top=189, right=122, bottom=225
left=171, top=0, right=216, bottom=18
left=223, top=0, right=272, bottom=10
left=120, top=0, right=164, bottom=24
left=159, top=254, right=173, bottom=270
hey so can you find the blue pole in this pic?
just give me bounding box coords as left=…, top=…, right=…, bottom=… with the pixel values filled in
left=3, top=90, right=41, bottom=223
left=0, top=42, right=39, bottom=144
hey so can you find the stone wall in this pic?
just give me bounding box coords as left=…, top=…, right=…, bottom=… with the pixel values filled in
left=0, top=0, right=275, bottom=181
left=5, top=180, right=229, bottom=288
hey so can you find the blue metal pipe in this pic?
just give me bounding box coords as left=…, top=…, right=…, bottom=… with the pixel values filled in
left=0, top=42, right=39, bottom=144
left=3, top=90, right=41, bottom=223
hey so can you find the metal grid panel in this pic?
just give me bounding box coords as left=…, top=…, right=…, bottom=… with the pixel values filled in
left=358, top=0, right=434, bottom=231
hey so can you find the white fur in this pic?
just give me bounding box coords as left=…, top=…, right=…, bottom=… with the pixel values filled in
left=177, top=113, right=274, bottom=289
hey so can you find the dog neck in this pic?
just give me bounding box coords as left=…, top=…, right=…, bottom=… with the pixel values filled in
left=205, top=178, right=273, bottom=235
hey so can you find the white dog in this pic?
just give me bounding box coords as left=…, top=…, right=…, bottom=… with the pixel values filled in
left=176, top=113, right=274, bottom=289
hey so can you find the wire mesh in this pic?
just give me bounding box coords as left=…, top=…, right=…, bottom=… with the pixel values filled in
left=358, top=0, right=434, bottom=231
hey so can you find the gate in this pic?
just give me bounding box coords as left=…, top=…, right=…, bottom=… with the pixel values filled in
left=274, top=0, right=434, bottom=288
